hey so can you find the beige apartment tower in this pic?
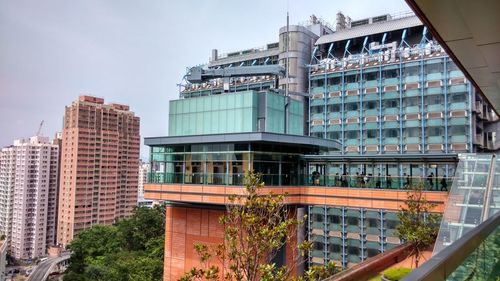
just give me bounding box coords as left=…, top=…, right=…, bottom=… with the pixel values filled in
left=57, top=96, right=140, bottom=247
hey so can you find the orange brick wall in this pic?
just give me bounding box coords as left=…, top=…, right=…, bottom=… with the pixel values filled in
left=164, top=206, right=225, bottom=281
left=163, top=205, right=304, bottom=281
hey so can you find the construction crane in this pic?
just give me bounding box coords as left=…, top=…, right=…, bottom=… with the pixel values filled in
left=36, top=120, right=44, bottom=137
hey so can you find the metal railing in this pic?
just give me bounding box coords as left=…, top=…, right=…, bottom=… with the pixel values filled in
left=403, top=211, right=500, bottom=281
left=147, top=172, right=453, bottom=192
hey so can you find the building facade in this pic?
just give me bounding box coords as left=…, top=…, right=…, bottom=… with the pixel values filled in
left=57, top=96, right=140, bottom=247
left=0, top=239, right=6, bottom=281
left=0, top=136, right=59, bottom=259
left=144, top=12, right=499, bottom=280
left=138, top=161, right=150, bottom=201
left=0, top=147, right=15, bottom=249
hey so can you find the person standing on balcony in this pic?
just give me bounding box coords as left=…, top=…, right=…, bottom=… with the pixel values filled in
left=427, top=172, right=434, bottom=190
left=376, top=173, right=381, bottom=189
left=335, top=172, right=341, bottom=187
left=404, top=173, right=411, bottom=188
left=440, top=176, right=448, bottom=191
left=386, top=174, right=392, bottom=189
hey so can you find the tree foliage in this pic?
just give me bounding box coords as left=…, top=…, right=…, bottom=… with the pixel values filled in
left=63, top=205, right=165, bottom=281
left=179, top=171, right=340, bottom=281
left=396, top=182, right=441, bottom=268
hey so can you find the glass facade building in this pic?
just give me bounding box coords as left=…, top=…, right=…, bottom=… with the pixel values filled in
left=145, top=12, right=500, bottom=278
left=169, top=90, right=303, bottom=136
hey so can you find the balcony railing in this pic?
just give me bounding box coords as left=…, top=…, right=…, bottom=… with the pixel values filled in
left=403, top=211, right=500, bottom=281
left=147, top=172, right=453, bottom=192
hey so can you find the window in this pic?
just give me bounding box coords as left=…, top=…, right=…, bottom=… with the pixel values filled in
left=347, top=131, right=359, bottom=139
left=367, top=218, right=379, bottom=228
left=347, top=246, right=360, bottom=255
left=450, top=126, right=467, bottom=135
left=347, top=216, right=359, bottom=226
left=451, top=93, right=467, bottom=103
left=367, top=248, right=380, bottom=257
left=329, top=244, right=341, bottom=253
left=345, top=73, right=359, bottom=83
left=311, top=106, right=324, bottom=114
left=313, top=242, right=324, bottom=251
left=327, top=132, right=340, bottom=140
left=448, top=61, right=460, bottom=72
left=385, top=129, right=399, bottom=138
left=364, top=71, right=379, bottom=81
left=404, top=65, right=420, bottom=77
left=311, top=132, right=324, bottom=138
left=311, top=79, right=324, bottom=88
left=328, top=76, right=341, bottom=85
left=383, top=68, right=399, bottom=78
left=365, top=101, right=377, bottom=110
left=426, top=62, right=443, bottom=74
left=346, top=103, right=358, bottom=111
left=405, top=128, right=421, bottom=138
left=385, top=219, right=399, bottom=229
left=328, top=104, right=340, bottom=112
left=366, top=130, right=378, bottom=139
left=428, top=127, right=443, bottom=136
left=426, top=95, right=442, bottom=105
left=329, top=215, right=340, bottom=224
left=385, top=99, right=398, bottom=108
left=405, top=97, right=419, bottom=107
left=313, top=214, right=324, bottom=222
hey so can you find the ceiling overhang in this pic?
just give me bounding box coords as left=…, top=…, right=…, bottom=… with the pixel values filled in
left=405, top=0, right=500, bottom=114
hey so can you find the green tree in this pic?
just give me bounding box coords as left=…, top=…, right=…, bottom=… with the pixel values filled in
left=179, top=171, right=340, bottom=281
left=64, top=205, right=165, bottom=281
left=396, top=182, right=441, bottom=268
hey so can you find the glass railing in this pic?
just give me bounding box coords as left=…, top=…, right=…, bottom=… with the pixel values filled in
left=308, top=175, right=453, bottom=191
left=147, top=172, right=452, bottom=191
left=403, top=212, right=500, bottom=281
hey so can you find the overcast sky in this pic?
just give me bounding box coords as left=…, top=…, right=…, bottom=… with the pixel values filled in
left=0, top=0, right=409, bottom=160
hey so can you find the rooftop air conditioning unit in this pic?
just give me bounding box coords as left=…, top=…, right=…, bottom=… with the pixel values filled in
left=403, top=47, right=411, bottom=58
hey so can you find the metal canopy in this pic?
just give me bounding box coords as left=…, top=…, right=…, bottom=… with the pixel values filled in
left=144, top=132, right=341, bottom=150
left=315, top=15, right=422, bottom=45
left=302, top=153, right=458, bottom=163
left=406, top=0, right=500, bottom=114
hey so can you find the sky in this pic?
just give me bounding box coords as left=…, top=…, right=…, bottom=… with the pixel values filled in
left=0, top=0, right=409, bottom=160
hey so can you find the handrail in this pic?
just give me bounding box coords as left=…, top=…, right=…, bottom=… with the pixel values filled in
left=402, top=211, right=500, bottom=281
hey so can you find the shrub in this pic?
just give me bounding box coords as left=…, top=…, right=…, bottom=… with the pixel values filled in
left=382, top=267, right=412, bottom=281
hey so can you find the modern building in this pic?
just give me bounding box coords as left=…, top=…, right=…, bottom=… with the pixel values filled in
left=57, top=96, right=140, bottom=247
left=0, top=136, right=59, bottom=259
left=143, top=12, right=499, bottom=280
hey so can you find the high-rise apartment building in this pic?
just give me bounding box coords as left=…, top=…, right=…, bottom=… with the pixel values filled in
left=57, top=96, right=140, bottom=247
left=0, top=136, right=59, bottom=259
left=138, top=161, right=150, bottom=201
left=0, top=146, right=16, bottom=248
left=143, top=12, right=499, bottom=280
